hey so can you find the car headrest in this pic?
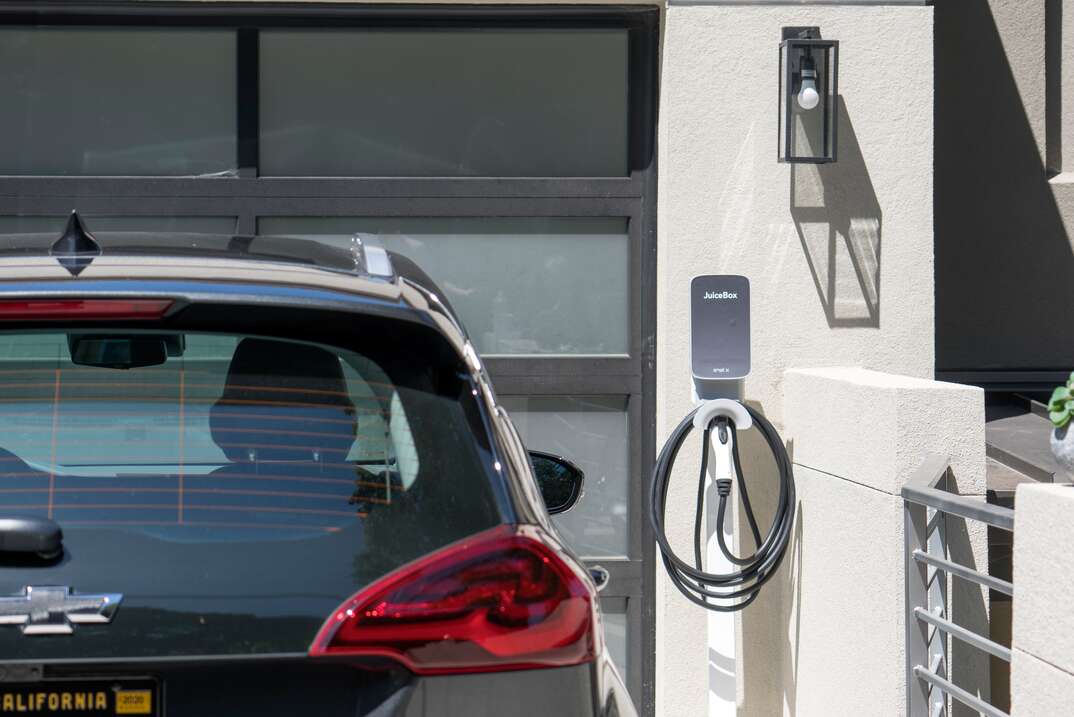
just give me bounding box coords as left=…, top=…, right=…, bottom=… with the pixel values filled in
left=209, top=338, right=357, bottom=463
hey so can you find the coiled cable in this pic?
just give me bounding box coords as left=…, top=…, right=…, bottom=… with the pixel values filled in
left=649, top=402, right=795, bottom=612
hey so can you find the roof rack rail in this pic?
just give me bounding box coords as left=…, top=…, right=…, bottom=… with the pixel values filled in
left=0, top=211, right=398, bottom=282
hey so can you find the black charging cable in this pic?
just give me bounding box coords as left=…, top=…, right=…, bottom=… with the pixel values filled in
left=649, top=402, right=795, bottom=612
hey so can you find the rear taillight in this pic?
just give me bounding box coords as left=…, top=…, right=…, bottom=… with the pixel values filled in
left=309, top=525, right=597, bottom=674
left=0, top=299, right=173, bottom=321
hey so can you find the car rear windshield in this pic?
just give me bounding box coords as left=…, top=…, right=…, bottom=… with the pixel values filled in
left=0, top=328, right=498, bottom=579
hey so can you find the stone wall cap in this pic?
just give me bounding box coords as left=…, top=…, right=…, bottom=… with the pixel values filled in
left=787, top=366, right=979, bottom=392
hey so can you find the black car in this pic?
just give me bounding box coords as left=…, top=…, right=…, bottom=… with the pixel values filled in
left=0, top=214, right=635, bottom=717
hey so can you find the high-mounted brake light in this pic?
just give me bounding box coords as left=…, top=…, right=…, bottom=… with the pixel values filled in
left=0, top=299, right=173, bottom=321
left=309, top=525, right=597, bottom=674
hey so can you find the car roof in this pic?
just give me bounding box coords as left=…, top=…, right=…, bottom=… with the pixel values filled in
left=4, top=232, right=364, bottom=272
left=0, top=228, right=386, bottom=277
left=0, top=213, right=460, bottom=318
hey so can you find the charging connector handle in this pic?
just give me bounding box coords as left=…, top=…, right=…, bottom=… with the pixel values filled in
left=649, top=400, right=795, bottom=612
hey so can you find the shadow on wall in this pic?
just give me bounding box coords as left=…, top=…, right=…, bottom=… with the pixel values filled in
left=790, top=96, right=882, bottom=329
left=936, top=0, right=1073, bottom=372
left=779, top=503, right=804, bottom=717
left=733, top=412, right=792, bottom=717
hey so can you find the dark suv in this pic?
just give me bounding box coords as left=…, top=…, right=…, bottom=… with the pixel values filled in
left=0, top=214, right=635, bottom=717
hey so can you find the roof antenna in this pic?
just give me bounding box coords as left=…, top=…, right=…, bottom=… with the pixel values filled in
left=50, top=211, right=101, bottom=277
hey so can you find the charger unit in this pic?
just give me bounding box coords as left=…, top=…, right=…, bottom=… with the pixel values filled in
left=691, top=275, right=750, bottom=399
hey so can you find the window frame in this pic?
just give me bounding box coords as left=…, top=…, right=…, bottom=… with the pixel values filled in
left=0, top=4, right=659, bottom=713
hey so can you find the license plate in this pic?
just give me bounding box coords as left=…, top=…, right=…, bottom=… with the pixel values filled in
left=0, top=678, right=159, bottom=716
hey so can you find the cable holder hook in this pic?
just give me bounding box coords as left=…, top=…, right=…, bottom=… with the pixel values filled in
left=692, top=398, right=752, bottom=433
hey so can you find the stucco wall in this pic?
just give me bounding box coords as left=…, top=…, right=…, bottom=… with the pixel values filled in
left=1010, top=484, right=1074, bottom=716
left=657, top=5, right=933, bottom=717
left=783, top=368, right=987, bottom=717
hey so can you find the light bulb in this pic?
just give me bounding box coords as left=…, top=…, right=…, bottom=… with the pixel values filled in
left=797, top=78, right=820, bottom=111
left=796, top=56, right=820, bottom=111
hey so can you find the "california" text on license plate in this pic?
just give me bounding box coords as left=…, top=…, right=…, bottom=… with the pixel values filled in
left=0, top=678, right=157, bottom=716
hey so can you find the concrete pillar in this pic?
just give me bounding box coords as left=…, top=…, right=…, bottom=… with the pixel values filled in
left=1010, top=484, right=1074, bottom=715
left=774, top=367, right=987, bottom=716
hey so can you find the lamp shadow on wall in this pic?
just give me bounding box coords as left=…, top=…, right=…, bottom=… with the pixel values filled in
left=789, top=97, right=882, bottom=329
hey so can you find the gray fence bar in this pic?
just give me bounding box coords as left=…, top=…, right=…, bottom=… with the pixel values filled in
left=912, top=549, right=1014, bottom=597
left=913, top=666, right=1010, bottom=717
left=914, top=607, right=1012, bottom=662
left=905, top=454, right=1015, bottom=716
left=905, top=498, right=932, bottom=715
left=902, top=483, right=1015, bottom=532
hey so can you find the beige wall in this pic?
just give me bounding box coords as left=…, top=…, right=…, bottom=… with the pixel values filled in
left=1010, top=484, right=1074, bottom=715
left=659, top=3, right=934, bottom=426
left=784, top=368, right=986, bottom=716
left=657, top=6, right=933, bottom=716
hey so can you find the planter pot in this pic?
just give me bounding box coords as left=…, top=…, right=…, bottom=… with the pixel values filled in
left=1051, top=424, right=1074, bottom=472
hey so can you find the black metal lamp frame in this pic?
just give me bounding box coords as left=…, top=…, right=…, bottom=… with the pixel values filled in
left=779, top=27, right=839, bottom=164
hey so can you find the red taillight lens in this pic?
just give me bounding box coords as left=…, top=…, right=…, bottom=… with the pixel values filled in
left=309, top=525, right=596, bottom=674
left=0, top=299, right=173, bottom=321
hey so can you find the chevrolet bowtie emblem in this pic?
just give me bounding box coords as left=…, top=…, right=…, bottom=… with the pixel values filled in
left=0, top=586, right=122, bottom=635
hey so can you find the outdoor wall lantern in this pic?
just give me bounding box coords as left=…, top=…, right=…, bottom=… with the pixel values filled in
left=779, top=27, right=839, bottom=163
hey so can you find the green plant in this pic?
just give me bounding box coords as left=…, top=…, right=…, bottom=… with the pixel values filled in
left=1049, top=373, right=1074, bottom=428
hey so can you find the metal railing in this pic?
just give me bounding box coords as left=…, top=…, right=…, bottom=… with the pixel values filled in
left=903, top=454, right=1015, bottom=717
